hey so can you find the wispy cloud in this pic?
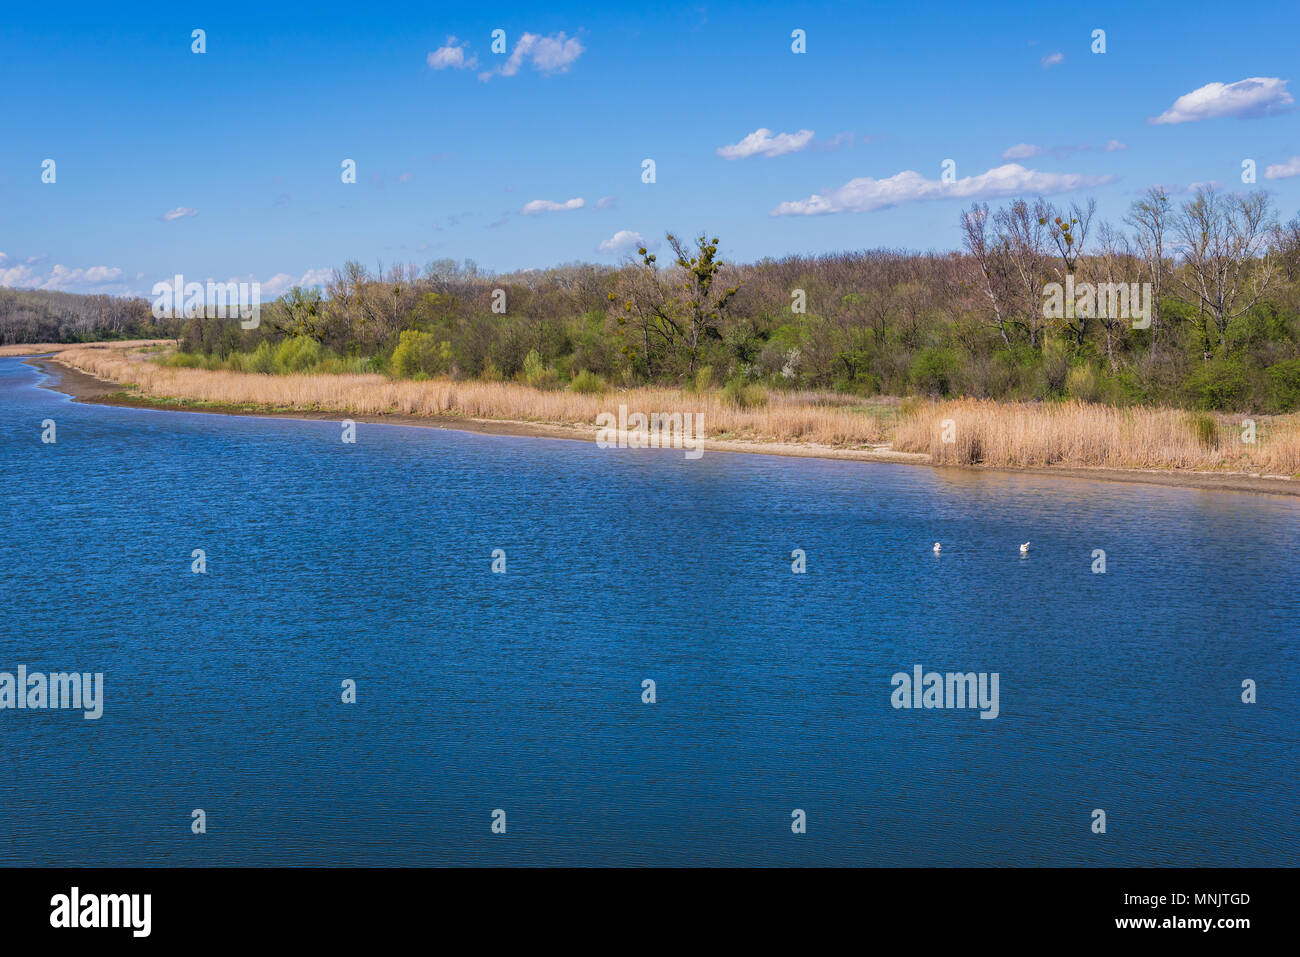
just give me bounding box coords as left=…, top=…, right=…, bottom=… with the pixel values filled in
left=427, top=36, right=477, bottom=70
left=1149, top=77, right=1293, bottom=124
left=521, top=197, right=585, bottom=215
left=593, top=196, right=616, bottom=210
left=0, top=260, right=125, bottom=292
left=1104, top=139, right=1127, bottom=152
left=1041, top=52, right=1065, bottom=68
left=480, top=32, right=584, bottom=81
left=1265, top=156, right=1300, bottom=180
left=598, top=230, right=646, bottom=254
left=260, top=269, right=331, bottom=296
left=717, top=128, right=815, bottom=160
left=161, top=207, right=197, bottom=222
left=1002, top=142, right=1103, bottom=160
left=771, top=163, right=1114, bottom=216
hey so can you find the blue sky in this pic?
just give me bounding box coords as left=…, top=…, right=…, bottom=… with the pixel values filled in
left=3, top=0, right=1299, bottom=297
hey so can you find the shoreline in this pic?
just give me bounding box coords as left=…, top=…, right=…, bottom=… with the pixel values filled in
left=24, top=354, right=1300, bottom=498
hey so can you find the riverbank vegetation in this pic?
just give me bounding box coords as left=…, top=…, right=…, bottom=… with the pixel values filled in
left=7, top=187, right=1299, bottom=415
left=157, top=187, right=1300, bottom=415
left=47, top=343, right=1300, bottom=474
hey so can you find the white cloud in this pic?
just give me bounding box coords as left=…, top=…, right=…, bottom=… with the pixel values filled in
left=593, top=196, right=615, bottom=209
left=771, top=163, right=1114, bottom=216
left=1041, top=52, right=1065, bottom=68
left=598, top=230, right=646, bottom=254
left=520, top=197, right=584, bottom=214
left=427, top=36, right=477, bottom=70
left=219, top=269, right=332, bottom=298
left=1104, top=139, right=1127, bottom=152
left=1001, top=143, right=1043, bottom=160
left=0, top=261, right=125, bottom=292
left=161, top=207, right=198, bottom=221
left=1001, top=142, right=1094, bottom=160
left=480, top=32, right=583, bottom=81
left=717, top=128, right=815, bottom=160
left=1265, top=156, right=1300, bottom=180
left=298, top=268, right=332, bottom=287
left=1149, top=77, right=1293, bottom=124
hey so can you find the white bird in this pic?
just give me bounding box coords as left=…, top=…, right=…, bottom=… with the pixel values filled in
left=1019, top=542, right=1030, bottom=554
left=933, top=542, right=942, bottom=554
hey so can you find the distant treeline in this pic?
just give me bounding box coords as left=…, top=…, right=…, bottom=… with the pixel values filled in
left=12, top=185, right=1300, bottom=412
left=0, top=288, right=175, bottom=345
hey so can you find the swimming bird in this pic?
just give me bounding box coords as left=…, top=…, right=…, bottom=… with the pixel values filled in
left=1020, top=542, right=1030, bottom=554
left=933, top=542, right=941, bottom=554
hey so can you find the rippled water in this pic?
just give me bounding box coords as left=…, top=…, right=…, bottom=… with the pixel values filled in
left=0, top=356, right=1295, bottom=866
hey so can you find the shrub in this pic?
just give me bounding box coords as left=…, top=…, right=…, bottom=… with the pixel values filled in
left=164, top=351, right=204, bottom=368
left=520, top=348, right=556, bottom=389
left=274, top=336, right=326, bottom=374
left=391, top=330, right=452, bottom=378
left=1189, top=412, right=1219, bottom=449
left=1065, top=364, right=1101, bottom=402
left=908, top=348, right=958, bottom=396
left=569, top=369, right=605, bottom=395
left=1187, top=356, right=1249, bottom=410
left=722, top=376, right=768, bottom=408
left=1265, top=358, right=1300, bottom=411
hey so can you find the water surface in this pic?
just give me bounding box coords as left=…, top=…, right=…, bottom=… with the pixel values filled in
left=0, top=357, right=1295, bottom=866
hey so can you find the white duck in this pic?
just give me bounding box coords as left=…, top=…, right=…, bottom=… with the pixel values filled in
left=933, top=542, right=942, bottom=555
left=1019, top=542, right=1030, bottom=555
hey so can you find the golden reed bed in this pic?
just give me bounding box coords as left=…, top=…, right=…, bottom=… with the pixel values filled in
left=35, top=345, right=1300, bottom=476
left=892, top=398, right=1300, bottom=475
left=50, top=346, right=891, bottom=446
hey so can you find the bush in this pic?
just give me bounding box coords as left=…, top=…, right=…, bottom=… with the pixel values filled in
left=1189, top=412, right=1219, bottom=449
left=391, top=330, right=452, bottom=379
left=908, top=348, right=958, bottom=396
left=1187, top=356, right=1249, bottom=410
left=164, top=351, right=204, bottom=368
left=233, top=340, right=275, bottom=374
left=569, top=369, right=605, bottom=395
left=1065, top=364, right=1101, bottom=402
left=1265, top=358, right=1300, bottom=411
left=274, top=336, right=327, bottom=374
left=722, top=376, right=768, bottom=408
left=520, top=348, right=556, bottom=389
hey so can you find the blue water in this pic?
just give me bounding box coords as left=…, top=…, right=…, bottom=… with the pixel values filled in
left=0, top=356, right=1296, bottom=866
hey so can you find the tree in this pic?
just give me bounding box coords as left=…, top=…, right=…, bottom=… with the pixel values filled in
left=1125, top=186, right=1171, bottom=352
left=1173, top=188, right=1276, bottom=355
left=665, top=233, right=739, bottom=376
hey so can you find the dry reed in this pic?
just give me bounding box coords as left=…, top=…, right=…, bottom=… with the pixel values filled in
left=893, top=398, right=1300, bottom=475
left=52, top=346, right=890, bottom=446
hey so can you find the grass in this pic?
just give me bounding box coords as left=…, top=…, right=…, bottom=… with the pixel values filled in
left=41, top=345, right=1300, bottom=476
left=52, top=346, right=894, bottom=446
left=892, top=398, right=1300, bottom=474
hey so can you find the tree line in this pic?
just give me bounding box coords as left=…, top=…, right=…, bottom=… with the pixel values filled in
left=6, top=185, right=1300, bottom=412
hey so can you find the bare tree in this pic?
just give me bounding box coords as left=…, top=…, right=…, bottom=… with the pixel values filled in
left=1094, top=221, right=1133, bottom=370
left=1173, top=188, right=1276, bottom=355
left=1041, top=197, right=1096, bottom=346
left=960, top=203, right=1013, bottom=347
left=994, top=199, right=1053, bottom=348
left=1125, top=186, right=1171, bottom=352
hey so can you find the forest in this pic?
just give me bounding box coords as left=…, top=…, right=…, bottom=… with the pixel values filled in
left=7, top=186, right=1300, bottom=413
